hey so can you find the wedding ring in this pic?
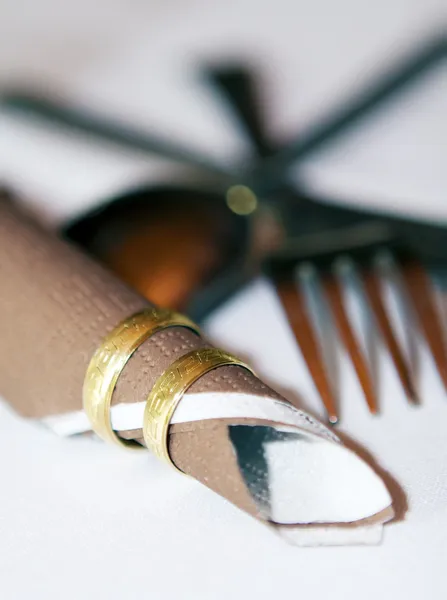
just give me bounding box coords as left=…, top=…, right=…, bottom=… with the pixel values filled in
left=83, top=308, right=200, bottom=449
left=143, top=348, right=254, bottom=470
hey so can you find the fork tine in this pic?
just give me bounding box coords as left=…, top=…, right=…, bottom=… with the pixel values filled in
left=360, top=266, right=418, bottom=403
left=322, top=272, right=378, bottom=414
left=399, top=260, right=447, bottom=391
left=274, top=274, right=339, bottom=423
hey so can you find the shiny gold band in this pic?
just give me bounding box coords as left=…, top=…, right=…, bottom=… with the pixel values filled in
left=83, top=308, right=200, bottom=449
left=143, top=348, right=254, bottom=470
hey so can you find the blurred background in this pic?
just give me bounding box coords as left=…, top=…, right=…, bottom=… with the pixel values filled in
left=0, top=0, right=444, bottom=217
left=0, top=0, right=445, bottom=421
left=1, top=5, right=447, bottom=597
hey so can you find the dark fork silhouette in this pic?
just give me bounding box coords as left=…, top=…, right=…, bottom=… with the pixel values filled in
left=206, top=35, right=447, bottom=421
left=266, top=222, right=447, bottom=422
left=2, top=33, right=446, bottom=423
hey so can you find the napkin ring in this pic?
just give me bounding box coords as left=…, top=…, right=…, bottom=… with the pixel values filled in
left=143, top=348, right=254, bottom=470
left=83, top=308, right=200, bottom=449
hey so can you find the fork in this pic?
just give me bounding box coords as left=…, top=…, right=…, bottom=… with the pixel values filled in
left=3, top=34, right=446, bottom=422
left=205, top=37, right=447, bottom=422
left=264, top=207, right=447, bottom=422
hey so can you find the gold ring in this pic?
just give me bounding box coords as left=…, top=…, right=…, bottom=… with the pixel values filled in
left=143, top=348, right=254, bottom=469
left=83, top=308, right=200, bottom=449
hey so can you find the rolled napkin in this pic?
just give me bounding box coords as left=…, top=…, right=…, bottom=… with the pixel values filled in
left=0, top=190, right=394, bottom=545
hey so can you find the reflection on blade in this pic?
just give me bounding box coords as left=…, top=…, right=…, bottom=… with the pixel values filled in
left=323, top=272, right=378, bottom=414
left=378, top=252, right=420, bottom=397
left=400, top=260, right=447, bottom=391
left=360, top=266, right=418, bottom=403
left=274, top=274, right=338, bottom=423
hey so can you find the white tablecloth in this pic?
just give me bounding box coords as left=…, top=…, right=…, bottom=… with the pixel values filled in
left=0, top=1, right=446, bottom=598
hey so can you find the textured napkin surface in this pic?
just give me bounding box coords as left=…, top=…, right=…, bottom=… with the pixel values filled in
left=0, top=0, right=445, bottom=597
left=0, top=195, right=393, bottom=540
left=0, top=193, right=283, bottom=419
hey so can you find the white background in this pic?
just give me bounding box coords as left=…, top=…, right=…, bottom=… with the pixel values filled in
left=0, top=1, right=446, bottom=598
